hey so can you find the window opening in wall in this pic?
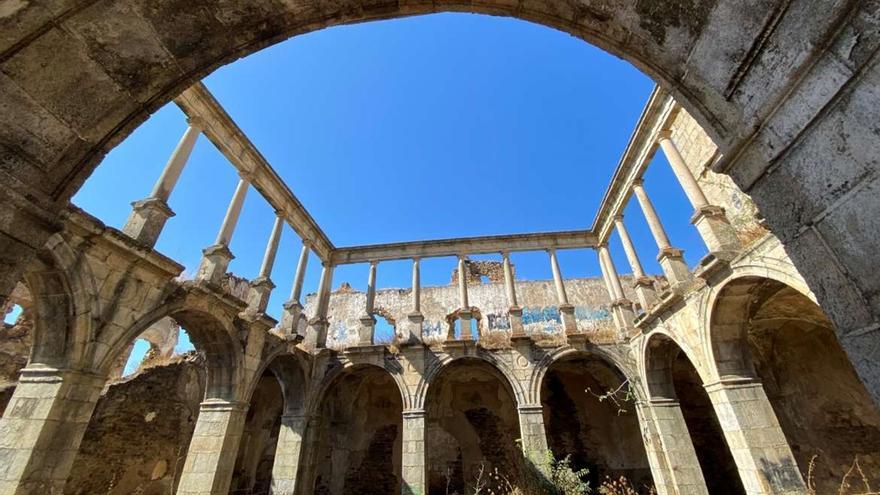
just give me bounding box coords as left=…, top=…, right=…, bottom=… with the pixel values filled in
left=3, top=304, right=22, bottom=325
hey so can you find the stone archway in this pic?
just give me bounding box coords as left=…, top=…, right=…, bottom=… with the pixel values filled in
left=710, top=276, right=880, bottom=492
left=644, top=332, right=744, bottom=495
left=1, top=1, right=878, bottom=410
left=424, top=357, right=522, bottom=494
left=308, top=364, right=403, bottom=495
left=540, top=354, right=653, bottom=490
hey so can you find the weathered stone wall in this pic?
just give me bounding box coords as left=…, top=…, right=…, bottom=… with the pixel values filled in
left=308, top=275, right=651, bottom=347
left=65, top=354, right=205, bottom=495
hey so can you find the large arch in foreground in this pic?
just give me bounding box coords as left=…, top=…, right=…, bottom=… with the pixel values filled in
left=2, top=2, right=878, bottom=410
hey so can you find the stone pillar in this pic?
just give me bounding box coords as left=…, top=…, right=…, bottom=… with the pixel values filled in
left=0, top=366, right=106, bottom=495
left=704, top=379, right=806, bottom=494
left=614, top=217, right=657, bottom=310
left=293, top=416, right=322, bottom=495
left=502, top=251, right=524, bottom=336
left=247, top=215, right=283, bottom=314
left=645, top=398, right=709, bottom=495
left=597, top=250, right=624, bottom=330
left=597, top=244, right=634, bottom=332
left=632, top=179, right=691, bottom=288
left=197, top=177, right=249, bottom=285
left=517, top=404, right=550, bottom=470
left=657, top=132, right=739, bottom=255
left=456, top=255, right=474, bottom=340
left=177, top=399, right=248, bottom=495
left=307, top=263, right=334, bottom=348
left=548, top=249, right=576, bottom=333
left=123, top=120, right=201, bottom=247
left=635, top=401, right=675, bottom=495
left=358, top=261, right=378, bottom=345
left=270, top=413, right=310, bottom=495
left=406, top=258, right=424, bottom=343
left=401, top=409, right=427, bottom=495
left=281, top=241, right=311, bottom=337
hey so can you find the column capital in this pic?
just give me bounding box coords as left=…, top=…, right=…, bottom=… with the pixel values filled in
left=631, top=177, right=645, bottom=187
left=656, top=129, right=674, bottom=141
left=186, top=115, right=207, bottom=130
left=369, top=259, right=379, bottom=267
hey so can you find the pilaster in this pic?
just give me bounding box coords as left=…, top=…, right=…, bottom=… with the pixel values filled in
left=270, top=414, right=310, bottom=495
left=177, top=399, right=249, bottom=495
left=401, top=409, right=427, bottom=495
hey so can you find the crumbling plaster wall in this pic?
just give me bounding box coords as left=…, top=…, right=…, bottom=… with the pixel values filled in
left=307, top=275, right=650, bottom=346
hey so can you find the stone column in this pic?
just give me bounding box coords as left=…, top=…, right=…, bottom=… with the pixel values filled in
left=281, top=241, right=311, bottom=337
left=704, top=378, right=806, bottom=494
left=597, top=244, right=634, bottom=331
left=123, top=119, right=201, bottom=247
left=0, top=366, right=106, bottom=495
left=177, top=399, right=249, bottom=495
left=632, top=179, right=691, bottom=288
left=307, top=263, right=334, bottom=348
left=293, top=416, right=323, bottom=495
left=502, top=251, right=524, bottom=336
left=634, top=401, right=675, bottom=495
left=401, top=409, right=427, bottom=495
left=270, top=413, right=310, bottom=495
left=597, top=250, right=623, bottom=330
left=247, top=215, right=283, bottom=314
left=456, top=255, right=474, bottom=340
left=358, top=261, right=378, bottom=345
left=614, top=217, right=657, bottom=310
left=548, top=249, right=577, bottom=333
left=517, top=404, right=550, bottom=471
left=645, top=398, right=709, bottom=495
left=657, top=131, right=739, bottom=254
left=197, top=177, right=249, bottom=285
left=406, top=258, right=424, bottom=343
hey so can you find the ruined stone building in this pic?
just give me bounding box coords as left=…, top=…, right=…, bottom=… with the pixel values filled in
left=1, top=2, right=880, bottom=495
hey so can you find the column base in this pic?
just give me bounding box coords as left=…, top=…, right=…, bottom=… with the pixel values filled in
left=305, top=318, right=330, bottom=349
left=691, top=205, right=741, bottom=254
left=456, top=310, right=475, bottom=341
left=280, top=300, right=305, bottom=338
left=358, top=315, right=376, bottom=345
left=558, top=303, right=578, bottom=334
left=611, top=298, right=635, bottom=333
left=657, top=247, right=692, bottom=288
left=508, top=306, right=525, bottom=337
left=197, top=244, right=234, bottom=286
left=123, top=197, right=175, bottom=248
left=246, top=276, right=275, bottom=315
left=405, top=312, right=425, bottom=344
left=633, top=277, right=657, bottom=311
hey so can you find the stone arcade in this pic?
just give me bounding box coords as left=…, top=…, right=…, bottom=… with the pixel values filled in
left=1, top=2, right=880, bottom=494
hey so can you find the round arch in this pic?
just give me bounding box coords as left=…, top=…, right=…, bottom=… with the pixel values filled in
left=94, top=292, right=245, bottom=401
left=0, top=1, right=746, bottom=219
left=530, top=345, right=645, bottom=405
left=415, top=352, right=525, bottom=410
left=306, top=361, right=409, bottom=415
left=641, top=329, right=707, bottom=401
left=703, top=269, right=817, bottom=381
left=23, top=234, right=99, bottom=370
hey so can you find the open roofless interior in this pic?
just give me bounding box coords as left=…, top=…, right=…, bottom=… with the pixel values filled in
left=1, top=3, right=880, bottom=495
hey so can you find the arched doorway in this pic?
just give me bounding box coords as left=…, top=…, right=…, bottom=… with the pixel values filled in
left=425, top=358, right=521, bottom=494
left=711, top=276, right=880, bottom=491
left=309, top=364, right=403, bottom=494
left=230, top=371, right=284, bottom=494
left=540, top=354, right=652, bottom=491
left=644, top=333, right=744, bottom=495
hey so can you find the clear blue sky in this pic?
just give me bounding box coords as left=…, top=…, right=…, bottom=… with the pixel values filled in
left=71, top=13, right=705, bottom=351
